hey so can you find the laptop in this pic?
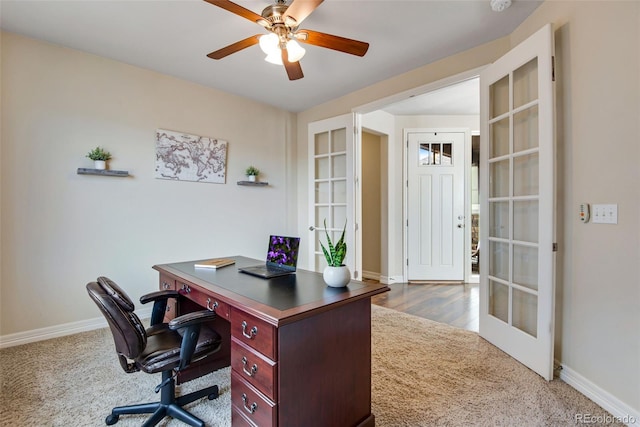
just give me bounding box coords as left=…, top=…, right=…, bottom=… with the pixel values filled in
left=239, top=235, right=301, bottom=279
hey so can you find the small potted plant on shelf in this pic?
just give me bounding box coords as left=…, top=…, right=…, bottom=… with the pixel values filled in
left=86, top=146, right=112, bottom=170
left=245, top=165, right=260, bottom=182
left=320, top=219, right=350, bottom=287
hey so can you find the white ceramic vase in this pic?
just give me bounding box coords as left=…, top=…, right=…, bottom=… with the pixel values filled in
left=94, top=160, right=106, bottom=170
left=323, top=265, right=351, bottom=288
left=248, top=175, right=256, bottom=182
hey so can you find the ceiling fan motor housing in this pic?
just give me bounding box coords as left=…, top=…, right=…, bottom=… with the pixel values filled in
left=262, top=4, right=287, bottom=24
left=261, top=2, right=299, bottom=44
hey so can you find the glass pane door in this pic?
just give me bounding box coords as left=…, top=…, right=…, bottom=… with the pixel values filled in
left=313, top=128, right=347, bottom=270
left=479, top=24, right=556, bottom=380
left=308, top=115, right=354, bottom=274
left=487, top=57, right=540, bottom=337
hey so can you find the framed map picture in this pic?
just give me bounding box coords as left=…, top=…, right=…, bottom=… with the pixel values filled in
left=155, top=129, right=227, bottom=183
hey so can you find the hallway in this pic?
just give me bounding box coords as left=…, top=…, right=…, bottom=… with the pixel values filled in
left=371, top=281, right=479, bottom=332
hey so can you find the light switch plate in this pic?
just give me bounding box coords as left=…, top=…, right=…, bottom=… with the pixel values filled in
left=592, top=204, right=618, bottom=224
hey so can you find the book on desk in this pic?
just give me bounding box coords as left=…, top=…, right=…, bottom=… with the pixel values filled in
left=194, top=258, right=235, bottom=269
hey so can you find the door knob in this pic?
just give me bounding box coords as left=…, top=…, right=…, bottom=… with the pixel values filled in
left=309, top=226, right=315, bottom=231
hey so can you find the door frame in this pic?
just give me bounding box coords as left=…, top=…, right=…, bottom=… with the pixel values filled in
left=353, top=66, right=485, bottom=284
left=403, top=128, right=471, bottom=282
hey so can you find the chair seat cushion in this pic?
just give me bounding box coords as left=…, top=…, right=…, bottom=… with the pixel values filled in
left=137, top=325, right=222, bottom=374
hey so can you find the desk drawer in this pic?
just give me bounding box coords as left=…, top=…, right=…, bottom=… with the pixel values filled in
left=231, top=372, right=277, bottom=427
left=231, top=308, right=276, bottom=359
left=231, top=338, right=277, bottom=400
left=177, top=282, right=230, bottom=320
left=232, top=408, right=258, bottom=427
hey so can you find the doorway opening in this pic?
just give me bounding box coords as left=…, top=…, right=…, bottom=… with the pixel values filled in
left=361, top=130, right=389, bottom=282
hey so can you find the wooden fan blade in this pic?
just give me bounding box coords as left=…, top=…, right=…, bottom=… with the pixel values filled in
left=284, top=0, right=323, bottom=26
left=282, top=49, right=304, bottom=81
left=203, top=0, right=267, bottom=26
left=207, top=35, right=260, bottom=60
left=297, top=29, right=369, bottom=57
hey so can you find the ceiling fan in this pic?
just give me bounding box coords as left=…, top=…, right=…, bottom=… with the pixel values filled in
left=204, top=0, right=370, bottom=81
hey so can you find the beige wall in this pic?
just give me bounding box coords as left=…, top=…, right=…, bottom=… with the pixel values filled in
left=361, top=131, right=381, bottom=276
left=0, top=32, right=296, bottom=335
left=296, top=0, right=639, bottom=415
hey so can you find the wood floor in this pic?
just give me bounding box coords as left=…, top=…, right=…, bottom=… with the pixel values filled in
left=370, top=280, right=479, bottom=332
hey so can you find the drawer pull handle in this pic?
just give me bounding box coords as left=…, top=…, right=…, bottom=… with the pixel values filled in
left=241, top=321, right=258, bottom=339
left=241, top=357, right=258, bottom=377
left=180, top=284, right=191, bottom=294
left=206, top=298, right=219, bottom=312
left=241, top=393, right=258, bottom=414
left=162, top=282, right=170, bottom=290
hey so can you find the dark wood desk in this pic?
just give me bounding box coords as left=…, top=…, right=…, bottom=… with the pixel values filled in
left=153, top=256, right=389, bottom=427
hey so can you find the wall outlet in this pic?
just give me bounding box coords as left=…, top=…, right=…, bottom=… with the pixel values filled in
left=592, top=204, right=618, bottom=224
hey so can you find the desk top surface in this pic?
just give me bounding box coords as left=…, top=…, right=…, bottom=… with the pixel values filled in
left=154, top=256, right=388, bottom=322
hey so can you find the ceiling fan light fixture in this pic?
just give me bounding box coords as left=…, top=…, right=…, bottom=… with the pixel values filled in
left=259, top=33, right=279, bottom=55
left=265, top=51, right=283, bottom=65
left=286, top=39, right=306, bottom=62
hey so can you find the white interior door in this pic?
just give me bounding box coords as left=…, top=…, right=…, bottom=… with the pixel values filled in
left=308, top=114, right=356, bottom=276
left=407, top=130, right=465, bottom=281
left=479, top=24, right=556, bottom=380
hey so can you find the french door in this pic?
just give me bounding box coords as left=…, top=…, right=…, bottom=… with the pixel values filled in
left=479, top=24, right=556, bottom=380
left=308, top=114, right=356, bottom=276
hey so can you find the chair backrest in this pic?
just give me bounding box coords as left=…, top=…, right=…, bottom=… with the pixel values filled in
left=86, top=277, right=147, bottom=372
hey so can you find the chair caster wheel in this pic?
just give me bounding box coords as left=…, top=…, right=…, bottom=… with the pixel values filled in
left=208, top=386, right=219, bottom=400
left=105, top=414, right=119, bottom=425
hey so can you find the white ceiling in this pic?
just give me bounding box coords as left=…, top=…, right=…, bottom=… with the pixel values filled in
left=381, top=77, right=480, bottom=116
left=0, top=0, right=541, bottom=113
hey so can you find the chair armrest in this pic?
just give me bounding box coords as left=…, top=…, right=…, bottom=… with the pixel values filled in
left=169, top=310, right=218, bottom=370
left=168, top=310, right=217, bottom=330
left=140, top=290, right=180, bottom=305
left=140, top=290, right=181, bottom=327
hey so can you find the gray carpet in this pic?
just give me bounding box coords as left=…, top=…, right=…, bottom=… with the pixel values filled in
left=0, top=305, right=618, bottom=426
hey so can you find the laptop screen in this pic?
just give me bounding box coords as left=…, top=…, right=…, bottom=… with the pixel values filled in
left=266, top=235, right=300, bottom=271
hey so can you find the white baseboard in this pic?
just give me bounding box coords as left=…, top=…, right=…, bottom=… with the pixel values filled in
left=560, top=363, right=639, bottom=426
left=362, top=270, right=381, bottom=281
left=0, top=307, right=152, bottom=349
left=361, top=271, right=399, bottom=285
left=379, top=276, right=391, bottom=285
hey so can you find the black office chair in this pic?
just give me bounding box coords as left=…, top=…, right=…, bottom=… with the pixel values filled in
left=86, top=276, right=222, bottom=427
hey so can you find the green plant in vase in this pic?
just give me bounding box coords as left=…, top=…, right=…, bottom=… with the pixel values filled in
left=86, top=146, right=112, bottom=170
left=320, top=219, right=347, bottom=267
left=245, top=165, right=260, bottom=181
left=320, top=219, right=350, bottom=287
